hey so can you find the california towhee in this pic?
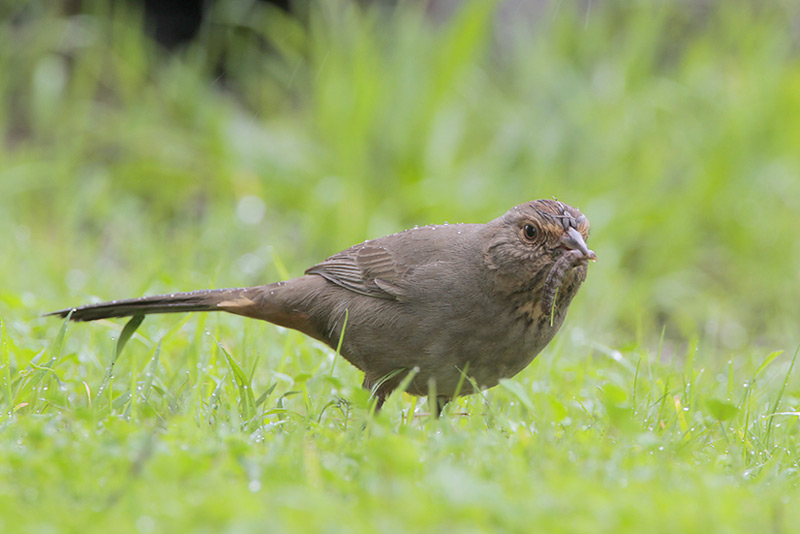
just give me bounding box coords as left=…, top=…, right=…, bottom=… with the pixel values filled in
left=48, top=199, right=596, bottom=413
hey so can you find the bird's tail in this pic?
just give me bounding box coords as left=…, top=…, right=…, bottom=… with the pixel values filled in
left=45, top=288, right=254, bottom=322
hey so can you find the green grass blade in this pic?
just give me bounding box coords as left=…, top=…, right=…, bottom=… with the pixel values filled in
left=95, top=314, right=145, bottom=402
left=49, top=309, right=73, bottom=364
left=0, top=318, right=11, bottom=406
left=764, top=346, right=799, bottom=448
left=216, top=339, right=256, bottom=423
left=499, top=378, right=535, bottom=413
left=330, top=308, right=348, bottom=377
left=754, top=350, right=783, bottom=380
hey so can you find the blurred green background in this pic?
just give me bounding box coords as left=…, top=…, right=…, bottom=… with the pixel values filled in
left=3, top=0, right=799, bottom=351
left=2, top=1, right=800, bottom=532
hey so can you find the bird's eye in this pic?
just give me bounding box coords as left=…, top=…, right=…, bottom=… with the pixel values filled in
left=521, top=223, right=538, bottom=242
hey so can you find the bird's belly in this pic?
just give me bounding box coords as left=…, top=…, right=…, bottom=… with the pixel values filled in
left=463, top=326, right=557, bottom=391
left=397, top=317, right=560, bottom=397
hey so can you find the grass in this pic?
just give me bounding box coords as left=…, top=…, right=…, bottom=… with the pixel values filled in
left=2, top=0, right=800, bottom=532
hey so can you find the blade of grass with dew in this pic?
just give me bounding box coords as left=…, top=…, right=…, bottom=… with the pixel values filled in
left=754, top=350, right=784, bottom=380
left=740, top=350, right=784, bottom=462
left=138, top=340, right=162, bottom=405
left=498, top=378, right=535, bottom=413
left=255, top=382, right=278, bottom=408
left=129, top=339, right=163, bottom=420
left=95, top=314, right=145, bottom=403
left=205, top=373, right=228, bottom=426
left=12, top=311, right=72, bottom=410
left=764, top=346, right=799, bottom=449
left=1, top=318, right=11, bottom=409
left=216, top=339, right=256, bottom=423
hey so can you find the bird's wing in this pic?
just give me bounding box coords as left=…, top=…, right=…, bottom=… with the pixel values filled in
left=305, top=243, right=407, bottom=300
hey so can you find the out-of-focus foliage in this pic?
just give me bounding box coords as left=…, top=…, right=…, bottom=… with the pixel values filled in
left=3, top=0, right=799, bottom=348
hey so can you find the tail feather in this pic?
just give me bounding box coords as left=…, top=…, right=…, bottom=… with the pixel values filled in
left=46, top=278, right=326, bottom=344
left=45, top=288, right=250, bottom=322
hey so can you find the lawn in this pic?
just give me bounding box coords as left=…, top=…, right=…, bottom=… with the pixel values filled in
left=2, top=1, right=800, bottom=532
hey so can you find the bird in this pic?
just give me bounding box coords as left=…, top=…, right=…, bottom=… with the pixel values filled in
left=47, top=199, right=596, bottom=414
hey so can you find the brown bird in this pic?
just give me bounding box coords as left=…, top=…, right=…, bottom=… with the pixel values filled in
left=48, top=199, right=596, bottom=414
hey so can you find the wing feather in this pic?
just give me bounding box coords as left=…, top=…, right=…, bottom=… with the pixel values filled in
left=305, top=244, right=407, bottom=300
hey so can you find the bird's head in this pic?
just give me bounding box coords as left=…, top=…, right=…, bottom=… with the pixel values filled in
left=484, top=199, right=596, bottom=314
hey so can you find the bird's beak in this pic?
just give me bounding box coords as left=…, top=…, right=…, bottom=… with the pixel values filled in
left=562, top=227, right=597, bottom=261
